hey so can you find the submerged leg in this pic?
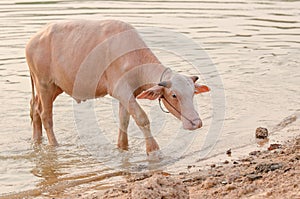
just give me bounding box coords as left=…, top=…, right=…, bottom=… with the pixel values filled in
left=31, top=95, right=42, bottom=143
left=39, top=84, right=62, bottom=146
left=117, top=102, right=130, bottom=150
left=125, top=98, right=159, bottom=154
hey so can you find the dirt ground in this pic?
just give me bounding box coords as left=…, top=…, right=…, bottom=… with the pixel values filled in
left=75, top=134, right=299, bottom=199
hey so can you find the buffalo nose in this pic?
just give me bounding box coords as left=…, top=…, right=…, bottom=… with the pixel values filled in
left=192, top=119, right=202, bottom=129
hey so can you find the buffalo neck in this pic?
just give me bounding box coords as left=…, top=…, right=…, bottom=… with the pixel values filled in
left=132, top=63, right=173, bottom=96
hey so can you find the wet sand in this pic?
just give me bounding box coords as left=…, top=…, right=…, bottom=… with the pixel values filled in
left=67, top=123, right=299, bottom=199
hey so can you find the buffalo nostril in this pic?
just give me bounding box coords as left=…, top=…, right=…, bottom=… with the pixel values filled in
left=191, top=119, right=202, bottom=128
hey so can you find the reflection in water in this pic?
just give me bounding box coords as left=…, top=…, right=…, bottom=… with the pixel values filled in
left=256, top=138, right=270, bottom=147
left=0, top=0, right=300, bottom=197
left=30, top=144, right=63, bottom=189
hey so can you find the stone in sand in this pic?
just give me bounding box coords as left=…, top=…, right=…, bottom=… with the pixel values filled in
left=256, top=127, right=268, bottom=139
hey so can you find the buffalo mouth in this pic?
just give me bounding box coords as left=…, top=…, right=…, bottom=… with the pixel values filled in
left=182, top=118, right=202, bottom=130
left=160, top=98, right=202, bottom=130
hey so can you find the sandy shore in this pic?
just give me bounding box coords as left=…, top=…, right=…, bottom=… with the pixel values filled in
left=25, top=114, right=297, bottom=199
left=71, top=134, right=299, bottom=199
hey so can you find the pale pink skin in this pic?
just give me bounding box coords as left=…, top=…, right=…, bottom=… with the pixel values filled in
left=26, top=19, right=209, bottom=154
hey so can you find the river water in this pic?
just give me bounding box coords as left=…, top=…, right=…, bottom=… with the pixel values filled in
left=0, top=0, right=299, bottom=198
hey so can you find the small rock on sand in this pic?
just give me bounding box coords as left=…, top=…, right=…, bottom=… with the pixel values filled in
left=256, top=127, right=269, bottom=139
left=255, top=163, right=283, bottom=173
left=268, top=143, right=282, bottom=151
left=247, top=174, right=262, bottom=181
left=226, top=149, right=232, bottom=156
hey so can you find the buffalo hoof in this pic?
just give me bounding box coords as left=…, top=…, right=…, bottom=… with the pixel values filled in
left=146, top=137, right=160, bottom=155
left=117, top=143, right=129, bottom=151
left=147, top=150, right=164, bottom=162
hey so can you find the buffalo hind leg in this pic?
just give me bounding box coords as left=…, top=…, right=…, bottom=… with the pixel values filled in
left=117, top=102, right=130, bottom=150
left=31, top=95, right=42, bottom=143
left=39, top=84, right=62, bottom=146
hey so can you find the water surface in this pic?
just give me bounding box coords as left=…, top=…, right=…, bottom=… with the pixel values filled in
left=0, top=0, right=299, bottom=197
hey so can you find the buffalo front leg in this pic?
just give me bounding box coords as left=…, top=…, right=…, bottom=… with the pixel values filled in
left=117, top=102, right=130, bottom=150
left=126, top=98, right=159, bottom=154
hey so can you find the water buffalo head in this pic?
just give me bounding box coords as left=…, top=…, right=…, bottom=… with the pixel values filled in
left=137, top=74, right=210, bottom=130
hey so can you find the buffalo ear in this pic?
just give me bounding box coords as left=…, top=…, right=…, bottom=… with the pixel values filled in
left=137, top=85, right=164, bottom=100
left=195, top=84, right=210, bottom=94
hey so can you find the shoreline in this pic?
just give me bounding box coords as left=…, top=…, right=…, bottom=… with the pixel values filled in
left=76, top=127, right=299, bottom=198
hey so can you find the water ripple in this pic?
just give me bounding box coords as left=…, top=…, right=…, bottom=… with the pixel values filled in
left=0, top=0, right=300, bottom=197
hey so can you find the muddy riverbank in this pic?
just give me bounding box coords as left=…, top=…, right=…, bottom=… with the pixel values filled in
left=71, top=131, right=299, bottom=198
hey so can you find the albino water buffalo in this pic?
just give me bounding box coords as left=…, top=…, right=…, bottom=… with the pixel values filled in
left=26, top=20, right=210, bottom=154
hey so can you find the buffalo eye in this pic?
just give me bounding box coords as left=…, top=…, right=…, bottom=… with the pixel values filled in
left=172, top=94, right=177, bottom=98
